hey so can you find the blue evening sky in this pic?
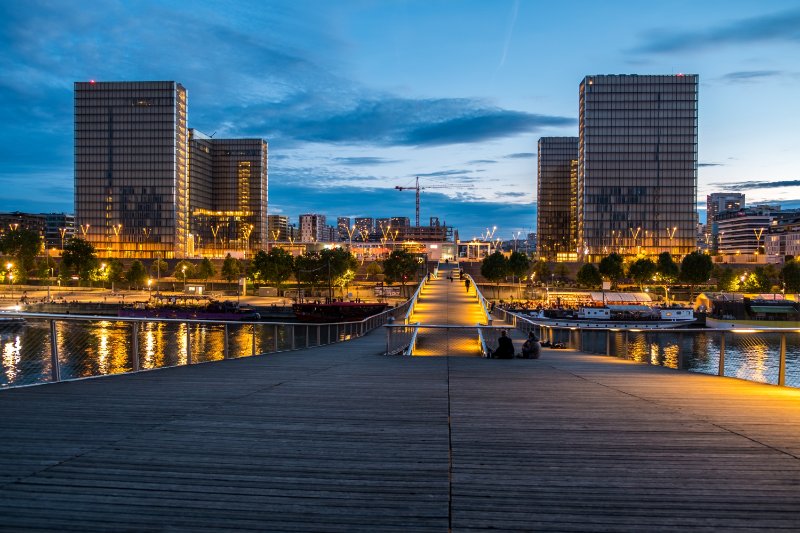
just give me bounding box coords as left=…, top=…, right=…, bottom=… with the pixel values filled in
left=1, top=0, right=799, bottom=239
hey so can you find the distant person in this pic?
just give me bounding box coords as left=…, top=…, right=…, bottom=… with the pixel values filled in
left=489, top=330, right=514, bottom=359
left=521, top=331, right=541, bottom=359
left=464, top=278, right=470, bottom=292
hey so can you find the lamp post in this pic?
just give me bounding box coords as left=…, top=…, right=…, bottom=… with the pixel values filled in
left=666, top=226, right=677, bottom=255
left=345, top=224, right=356, bottom=250
left=147, top=278, right=153, bottom=299
left=182, top=265, right=187, bottom=292
left=211, top=224, right=221, bottom=258
left=753, top=227, right=764, bottom=256
left=242, top=224, right=253, bottom=258
left=79, top=224, right=90, bottom=239
left=513, top=231, right=521, bottom=252
left=59, top=227, right=68, bottom=250
left=271, top=229, right=280, bottom=250
left=6, top=262, right=13, bottom=301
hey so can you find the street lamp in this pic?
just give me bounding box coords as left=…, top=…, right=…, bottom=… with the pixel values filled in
left=147, top=278, right=153, bottom=299
left=79, top=224, right=90, bottom=239
left=629, top=226, right=641, bottom=254
left=182, top=265, right=187, bottom=291
left=753, top=227, right=764, bottom=256
left=666, top=226, right=677, bottom=254
left=59, top=227, right=68, bottom=250
left=242, top=224, right=253, bottom=258
left=5, top=262, right=13, bottom=300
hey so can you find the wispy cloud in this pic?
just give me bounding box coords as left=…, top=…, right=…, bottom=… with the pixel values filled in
left=633, top=8, right=800, bottom=54
left=333, top=157, right=400, bottom=166
left=718, top=70, right=785, bottom=82
left=698, top=162, right=725, bottom=167
left=496, top=0, right=520, bottom=72
left=417, top=170, right=472, bottom=177
left=496, top=191, right=528, bottom=198
left=505, top=152, right=536, bottom=159
left=468, top=159, right=497, bottom=165
left=709, top=179, right=800, bottom=191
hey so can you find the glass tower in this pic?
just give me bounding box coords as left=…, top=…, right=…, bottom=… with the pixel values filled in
left=74, top=81, right=188, bottom=258
left=537, top=137, right=579, bottom=261
left=578, top=74, right=698, bottom=261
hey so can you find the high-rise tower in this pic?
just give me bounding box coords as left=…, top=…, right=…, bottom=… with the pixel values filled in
left=578, top=74, right=698, bottom=261
left=75, top=81, right=189, bottom=258
left=537, top=137, right=579, bottom=261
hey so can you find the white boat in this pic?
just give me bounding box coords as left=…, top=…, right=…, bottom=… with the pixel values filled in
left=520, top=305, right=695, bottom=329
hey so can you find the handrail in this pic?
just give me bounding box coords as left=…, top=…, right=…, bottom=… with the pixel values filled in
left=465, top=274, right=492, bottom=325
left=404, top=322, right=421, bottom=355
left=403, top=278, right=426, bottom=324
left=476, top=323, right=491, bottom=357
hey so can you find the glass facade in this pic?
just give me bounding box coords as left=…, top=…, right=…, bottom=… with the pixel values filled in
left=537, top=137, right=579, bottom=260
left=74, top=81, right=188, bottom=258
left=189, top=135, right=268, bottom=257
left=578, top=74, right=698, bottom=261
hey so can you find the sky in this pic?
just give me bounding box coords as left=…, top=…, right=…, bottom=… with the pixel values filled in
left=1, top=0, right=799, bottom=240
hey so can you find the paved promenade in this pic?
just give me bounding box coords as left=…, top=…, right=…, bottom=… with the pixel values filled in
left=1, top=327, right=800, bottom=531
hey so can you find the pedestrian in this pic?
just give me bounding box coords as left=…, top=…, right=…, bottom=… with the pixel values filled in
left=465, top=278, right=471, bottom=292
left=488, top=330, right=514, bottom=359
left=521, top=331, right=541, bottom=359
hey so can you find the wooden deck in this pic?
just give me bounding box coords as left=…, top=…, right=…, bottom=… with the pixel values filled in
left=1, top=330, right=800, bottom=530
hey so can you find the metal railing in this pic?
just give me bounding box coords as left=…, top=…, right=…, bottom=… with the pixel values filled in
left=0, top=298, right=416, bottom=390
left=385, top=324, right=508, bottom=356
left=493, top=307, right=800, bottom=388
left=465, top=274, right=492, bottom=325
left=403, top=278, right=427, bottom=324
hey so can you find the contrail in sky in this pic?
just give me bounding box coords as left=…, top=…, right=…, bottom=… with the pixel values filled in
left=497, top=0, right=520, bottom=72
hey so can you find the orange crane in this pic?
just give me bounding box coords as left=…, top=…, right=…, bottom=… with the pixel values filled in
left=395, top=176, right=459, bottom=227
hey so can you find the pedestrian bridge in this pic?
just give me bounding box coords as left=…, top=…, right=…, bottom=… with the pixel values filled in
left=2, top=302, right=800, bottom=530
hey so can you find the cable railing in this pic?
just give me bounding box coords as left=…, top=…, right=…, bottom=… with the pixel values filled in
left=492, top=307, right=800, bottom=388
left=403, top=277, right=427, bottom=324
left=0, top=296, right=415, bottom=390
left=385, top=324, right=508, bottom=356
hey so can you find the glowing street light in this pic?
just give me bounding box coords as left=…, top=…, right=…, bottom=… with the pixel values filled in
left=79, top=224, right=90, bottom=238
left=59, top=227, right=68, bottom=250
left=182, top=265, right=187, bottom=291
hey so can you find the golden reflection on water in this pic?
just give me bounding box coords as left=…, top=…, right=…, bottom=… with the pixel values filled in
left=735, top=336, right=769, bottom=383
left=663, top=344, right=679, bottom=369
left=2, top=334, right=22, bottom=383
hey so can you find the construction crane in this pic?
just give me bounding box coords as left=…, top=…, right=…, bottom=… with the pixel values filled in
left=395, top=176, right=454, bottom=227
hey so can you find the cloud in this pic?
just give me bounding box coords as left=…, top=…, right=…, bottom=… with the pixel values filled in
left=468, top=159, right=497, bottom=165
left=633, top=8, right=800, bottom=54
left=416, top=170, right=472, bottom=177
left=698, top=162, right=725, bottom=167
left=708, top=179, right=800, bottom=191
left=333, top=157, right=400, bottom=166
left=718, top=70, right=785, bottom=82
left=496, top=192, right=528, bottom=198
left=505, top=152, right=536, bottom=159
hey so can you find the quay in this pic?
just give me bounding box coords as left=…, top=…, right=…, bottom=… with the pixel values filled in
left=1, top=268, right=800, bottom=530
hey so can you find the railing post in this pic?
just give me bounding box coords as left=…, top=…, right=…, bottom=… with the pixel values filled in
left=252, top=324, right=257, bottom=356
left=624, top=330, right=629, bottom=359
left=274, top=324, right=279, bottom=352
left=131, top=321, right=140, bottom=371
left=317, top=325, right=321, bottom=346
left=224, top=324, right=230, bottom=359
left=306, top=325, right=310, bottom=348
left=606, top=330, right=611, bottom=356
left=386, top=326, right=390, bottom=355
left=778, top=333, right=787, bottom=387
left=718, top=332, right=725, bottom=376
left=49, top=319, right=60, bottom=382
left=186, top=322, right=193, bottom=364
left=290, top=325, right=296, bottom=350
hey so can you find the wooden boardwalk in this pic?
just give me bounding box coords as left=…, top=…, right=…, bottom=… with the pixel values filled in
left=1, top=331, right=800, bottom=530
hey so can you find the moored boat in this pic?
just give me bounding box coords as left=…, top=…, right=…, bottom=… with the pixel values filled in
left=519, top=305, right=696, bottom=329
left=119, top=299, right=260, bottom=321
left=292, top=302, right=389, bottom=323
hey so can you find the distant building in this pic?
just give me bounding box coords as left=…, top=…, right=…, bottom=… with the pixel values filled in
left=74, top=81, right=189, bottom=258
left=188, top=130, right=268, bottom=257
left=578, top=75, right=698, bottom=261
left=0, top=212, right=46, bottom=240
left=44, top=213, right=75, bottom=250
left=299, top=214, right=326, bottom=242
left=716, top=206, right=779, bottom=257
left=537, top=137, right=579, bottom=261
left=337, top=217, right=351, bottom=241
left=707, top=192, right=745, bottom=251
left=354, top=218, right=374, bottom=240
left=267, top=215, right=290, bottom=242
left=765, top=210, right=800, bottom=262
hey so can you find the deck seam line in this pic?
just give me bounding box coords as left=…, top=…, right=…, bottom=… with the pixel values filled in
left=556, top=358, right=800, bottom=462
left=446, top=354, right=453, bottom=532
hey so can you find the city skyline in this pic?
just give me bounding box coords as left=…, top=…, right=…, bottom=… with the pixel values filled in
left=1, top=1, right=799, bottom=239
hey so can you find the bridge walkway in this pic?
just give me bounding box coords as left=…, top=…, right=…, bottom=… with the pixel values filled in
left=408, top=263, right=494, bottom=356
left=1, top=332, right=799, bottom=530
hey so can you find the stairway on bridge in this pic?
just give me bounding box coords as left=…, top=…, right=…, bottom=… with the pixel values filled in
left=407, top=263, right=496, bottom=356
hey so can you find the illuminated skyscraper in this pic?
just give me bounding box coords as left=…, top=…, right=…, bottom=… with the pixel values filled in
left=537, top=137, right=579, bottom=261
left=578, top=74, right=698, bottom=261
left=74, top=81, right=188, bottom=258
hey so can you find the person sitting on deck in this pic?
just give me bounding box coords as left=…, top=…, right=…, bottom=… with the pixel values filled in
left=489, top=330, right=515, bottom=359
left=520, top=331, right=541, bottom=359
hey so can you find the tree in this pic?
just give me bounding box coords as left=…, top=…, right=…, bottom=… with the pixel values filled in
left=480, top=251, right=509, bottom=298
left=598, top=253, right=624, bottom=288
left=576, top=263, right=602, bottom=288
left=60, top=238, right=97, bottom=284
left=197, top=258, right=216, bottom=285
left=126, top=260, right=147, bottom=288
left=781, top=259, right=800, bottom=294
left=33, top=256, right=57, bottom=281
left=507, top=251, right=530, bottom=298
left=714, top=266, right=737, bottom=292
left=149, top=258, right=168, bottom=279
left=320, top=248, right=358, bottom=298
left=365, top=262, right=382, bottom=280
left=382, top=249, right=419, bottom=297
left=221, top=254, right=240, bottom=283
left=173, top=260, right=195, bottom=287
left=252, top=248, right=294, bottom=291
left=656, top=252, right=679, bottom=282
left=0, top=228, right=43, bottom=281
left=530, top=260, right=551, bottom=285
left=680, top=251, right=713, bottom=301
left=627, top=258, right=656, bottom=291
left=106, top=259, right=125, bottom=288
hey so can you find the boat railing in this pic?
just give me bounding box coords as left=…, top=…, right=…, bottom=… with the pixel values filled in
left=0, top=296, right=418, bottom=390
left=491, top=307, right=800, bottom=388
